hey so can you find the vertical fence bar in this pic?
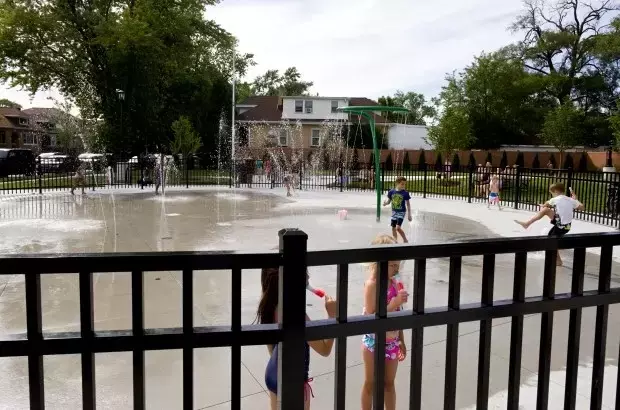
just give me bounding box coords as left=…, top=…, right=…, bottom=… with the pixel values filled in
left=37, top=156, right=42, bottom=195
left=423, top=166, right=427, bottom=198
left=25, top=272, right=44, bottom=410
left=467, top=166, right=473, bottom=203
left=372, top=260, right=389, bottom=410
left=278, top=229, right=308, bottom=410
left=132, top=270, right=146, bottom=410
left=591, top=245, right=612, bottom=409
left=334, top=264, right=348, bottom=410
left=537, top=250, right=557, bottom=410
left=514, top=166, right=521, bottom=210
left=182, top=269, right=194, bottom=410
left=409, top=258, right=426, bottom=410
left=79, top=271, right=96, bottom=410
left=564, top=247, right=585, bottom=410
left=444, top=256, right=462, bottom=410
left=230, top=266, right=242, bottom=410
left=476, top=254, right=495, bottom=410
left=508, top=252, right=527, bottom=409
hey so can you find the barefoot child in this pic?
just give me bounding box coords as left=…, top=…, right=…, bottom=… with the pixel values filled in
left=515, top=183, right=584, bottom=265
left=383, top=176, right=412, bottom=243
left=259, top=268, right=336, bottom=410
left=488, top=174, right=502, bottom=210
left=70, top=161, right=88, bottom=195
left=361, top=235, right=408, bottom=410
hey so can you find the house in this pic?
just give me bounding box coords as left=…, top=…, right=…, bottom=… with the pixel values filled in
left=235, top=96, right=389, bottom=151
left=0, top=107, right=31, bottom=149
left=22, top=108, right=62, bottom=150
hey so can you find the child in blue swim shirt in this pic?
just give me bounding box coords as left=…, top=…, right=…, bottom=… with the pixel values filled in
left=383, top=176, right=412, bottom=243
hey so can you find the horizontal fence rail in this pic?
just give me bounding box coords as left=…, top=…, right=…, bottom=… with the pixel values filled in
left=1, top=231, right=620, bottom=409
left=3, top=158, right=620, bottom=228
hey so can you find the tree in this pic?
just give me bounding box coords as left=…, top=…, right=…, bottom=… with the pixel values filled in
left=378, top=91, right=436, bottom=125
left=236, top=82, right=253, bottom=104
left=564, top=153, right=574, bottom=169
left=403, top=151, right=411, bottom=171
left=426, top=106, right=474, bottom=162
left=351, top=148, right=360, bottom=170
left=468, top=152, right=477, bottom=169
left=532, top=153, right=541, bottom=168
left=0, top=0, right=254, bottom=154
left=171, top=116, right=201, bottom=161
left=500, top=151, right=508, bottom=169
left=0, top=98, right=21, bottom=109
left=435, top=153, right=443, bottom=171
left=385, top=153, right=394, bottom=171
left=485, top=152, right=493, bottom=165
left=578, top=152, right=589, bottom=171
left=418, top=150, right=427, bottom=170
left=516, top=151, right=525, bottom=167
left=252, top=67, right=313, bottom=96
left=541, top=100, right=584, bottom=163
left=452, top=153, right=460, bottom=169
left=509, top=0, right=618, bottom=104
left=549, top=153, right=557, bottom=167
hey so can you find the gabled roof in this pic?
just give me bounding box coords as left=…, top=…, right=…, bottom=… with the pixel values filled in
left=22, top=107, right=63, bottom=119
left=0, top=107, right=29, bottom=118
left=0, top=115, right=12, bottom=129
left=237, top=96, right=282, bottom=122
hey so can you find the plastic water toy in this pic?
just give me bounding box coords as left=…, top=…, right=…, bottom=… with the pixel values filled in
left=307, top=284, right=325, bottom=298
left=337, top=209, right=348, bottom=220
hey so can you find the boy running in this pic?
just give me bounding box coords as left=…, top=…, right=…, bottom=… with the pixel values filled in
left=384, top=176, right=412, bottom=243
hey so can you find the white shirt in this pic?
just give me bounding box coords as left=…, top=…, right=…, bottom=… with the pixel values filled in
left=548, top=195, right=580, bottom=225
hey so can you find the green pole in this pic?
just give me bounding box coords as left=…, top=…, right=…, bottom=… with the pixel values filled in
left=361, top=112, right=380, bottom=222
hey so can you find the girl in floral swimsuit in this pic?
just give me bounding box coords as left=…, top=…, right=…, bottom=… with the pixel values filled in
left=361, top=234, right=408, bottom=410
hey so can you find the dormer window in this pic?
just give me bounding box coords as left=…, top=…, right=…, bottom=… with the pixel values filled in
left=304, top=100, right=313, bottom=114
left=19, top=118, right=28, bottom=126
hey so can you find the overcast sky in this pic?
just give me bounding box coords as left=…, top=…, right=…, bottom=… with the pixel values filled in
left=0, top=0, right=525, bottom=109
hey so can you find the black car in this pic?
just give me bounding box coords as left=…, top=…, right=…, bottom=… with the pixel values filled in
left=0, top=148, right=36, bottom=177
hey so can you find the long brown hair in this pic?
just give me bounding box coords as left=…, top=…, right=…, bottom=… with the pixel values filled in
left=256, top=267, right=279, bottom=324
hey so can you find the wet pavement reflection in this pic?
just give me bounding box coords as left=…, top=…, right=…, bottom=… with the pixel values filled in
left=0, top=190, right=618, bottom=409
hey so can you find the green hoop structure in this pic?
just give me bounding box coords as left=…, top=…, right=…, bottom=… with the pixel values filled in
left=337, top=105, right=410, bottom=222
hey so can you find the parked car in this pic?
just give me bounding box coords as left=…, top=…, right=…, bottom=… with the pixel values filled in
left=0, top=148, right=36, bottom=177
left=78, top=153, right=112, bottom=173
left=38, top=154, right=79, bottom=174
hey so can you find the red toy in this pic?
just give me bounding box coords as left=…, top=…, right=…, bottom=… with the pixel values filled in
left=307, top=284, right=325, bottom=298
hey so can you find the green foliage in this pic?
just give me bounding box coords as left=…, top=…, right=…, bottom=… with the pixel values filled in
left=500, top=151, right=508, bottom=169
left=378, top=91, right=436, bottom=125
left=0, top=0, right=254, bottom=155
left=516, top=151, right=525, bottom=167
left=252, top=67, right=312, bottom=96
left=403, top=151, right=411, bottom=171
left=451, top=153, right=460, bottom=169
left=418, top=150, right=426, bottom=170
left=426, top=106, right=474, bottom=160
left=385, top=153, right=394, bottom=170
left=578, top=152, right=589, bottom=171
left=541, top=100, right=584, bottom=155
left=434, top=153, right=443, bottom=171
left=171, top=116, right=201, bottom=158
left=0, top=98, right=21, bottom=109
left=468, top=152, right=476, bottom=169
left=532, top=153, right=541, bottom=168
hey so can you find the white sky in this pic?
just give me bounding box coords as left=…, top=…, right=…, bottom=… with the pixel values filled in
left=0, top=0, right=524, bottom=109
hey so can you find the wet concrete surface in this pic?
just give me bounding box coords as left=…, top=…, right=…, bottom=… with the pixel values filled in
left=0, top=190, right=618, bottom=409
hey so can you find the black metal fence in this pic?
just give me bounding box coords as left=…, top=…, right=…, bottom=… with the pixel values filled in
left=1, top=229, right=620, bottom=409
left=3, top=158, right=620, bottom=227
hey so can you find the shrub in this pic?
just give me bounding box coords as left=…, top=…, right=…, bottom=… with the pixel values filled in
left=435, top=153, right=443, bottom=171
left=468, top=152, right=476, bottom=169
left=532, top=153, right=540, bottom=168
left=485, top=152, right=493, bottom=165
left=452, top=152, right=460, bottom=169
left=578, top=152, right=588, bottom=171
left=515, top=151, right=525, bottom=167
left=385, top=152, right=394, bottom=170
left=418, top=150, right=427, bottom=170
left=563, top=153, right=574, bottom=169
left=403, top=151, right=411, bottom=171
left=351, top=148, right=360, bottom=170
left=549, top=153, right=557, bottom=168
left=500, top=151, right=508, bottom=169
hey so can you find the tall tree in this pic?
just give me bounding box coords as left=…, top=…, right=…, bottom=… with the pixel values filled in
left=252, top=67, right=313, bottom=96
left=0, top=98, right=21, bottom=109
left=0, top=0, right=253, bottom=155
left=378, top=91, right=436, bottom=125
left=426, top=106, right=475, bottom=161
left=542, top=100, right=584, bottom=163
left=171, top=116, right=201, bottom=160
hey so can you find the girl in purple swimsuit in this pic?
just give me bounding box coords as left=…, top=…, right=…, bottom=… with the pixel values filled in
left=361, top=234, right=408, bottom=410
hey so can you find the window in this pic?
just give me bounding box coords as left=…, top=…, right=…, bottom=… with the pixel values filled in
left=295, top=100, right=303, bottom=113
left=304, top=100, right=313, bottom=114
left=331, top=100, right=338, bottom=113
left=19, top=118, right=28, bottom=126
left=50, top=135, right=57, bottom=147
left=0, top=131, right=5, bottom=144
left=279, top=129, right=288, bottom=146
left=311, top=129, right=321, bottom=147
left=22, top=132, right=35, bottom=145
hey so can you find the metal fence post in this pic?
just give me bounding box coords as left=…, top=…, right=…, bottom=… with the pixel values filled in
left=91, top=159, right=96, bottom=191
left=567, top=167, right=573, bottom=192
left=467, top=166, right=473, bottom=203
left=423, top=165, right=428, bottom=199
left=186, top=156, right=189, bottom=189
left=37, top=156, right=42, bottom=195
left=299, top=162, right=303, bottom=191
left=277, top=228, right=308, bottom=410
left=514, top=166, right=522, bottom=210
left=381, top=163, right=385, bottom=194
